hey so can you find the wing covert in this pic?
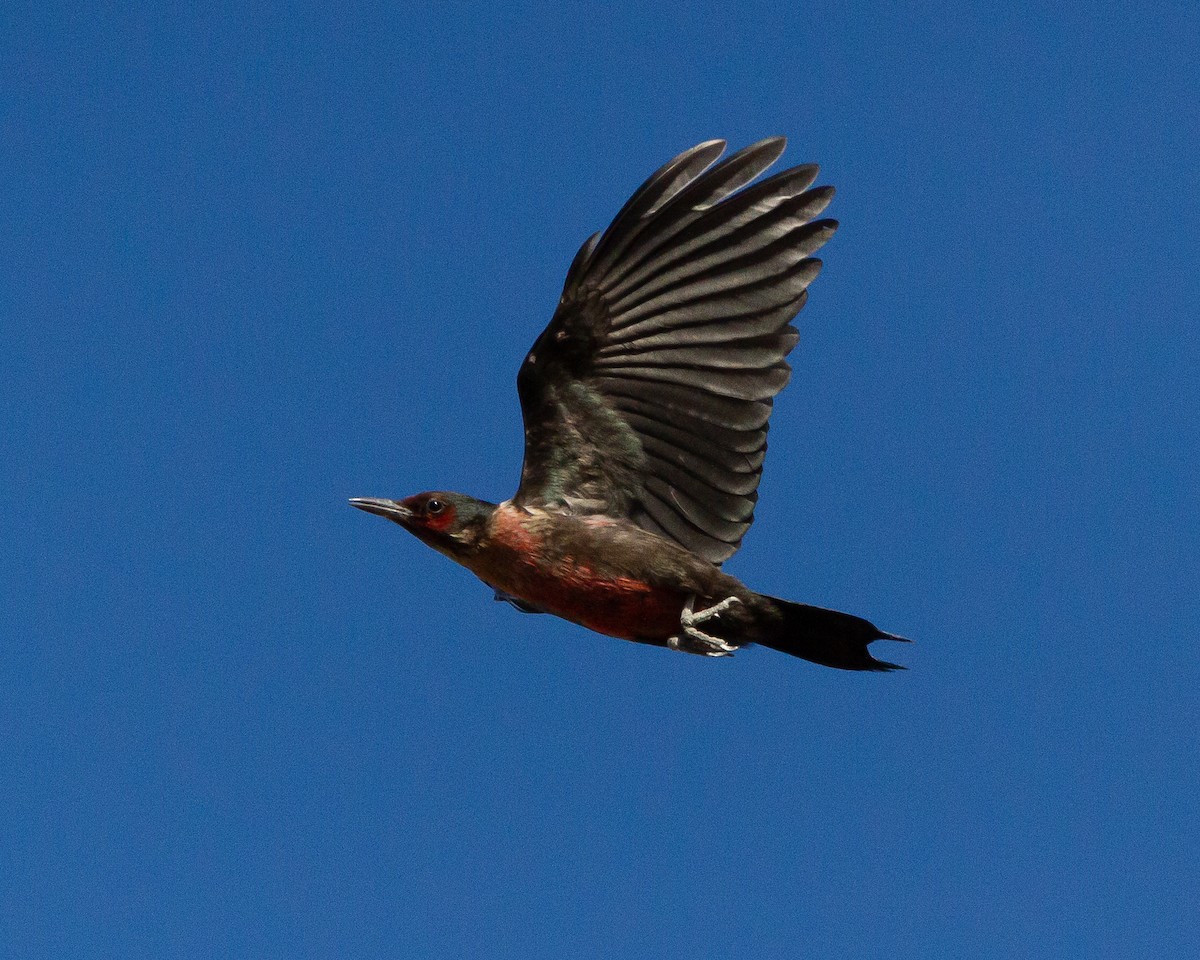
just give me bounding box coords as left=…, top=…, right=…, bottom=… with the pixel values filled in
left=514, top=138, right=836, bottom=563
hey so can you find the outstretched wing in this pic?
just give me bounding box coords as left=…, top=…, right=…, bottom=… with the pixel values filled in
left=514, top=138, right=836, bottom=564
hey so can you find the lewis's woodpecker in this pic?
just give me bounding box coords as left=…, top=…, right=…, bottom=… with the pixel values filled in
left=351, top=137, right=908, bottom=670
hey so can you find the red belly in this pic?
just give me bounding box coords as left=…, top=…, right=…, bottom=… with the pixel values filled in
left=533, top=574, right=686, bottom=641
left=491, top=560, right=685, bottom=641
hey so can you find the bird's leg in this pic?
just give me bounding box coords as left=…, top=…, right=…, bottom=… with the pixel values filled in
left=667, top=595, right=742, bottom=657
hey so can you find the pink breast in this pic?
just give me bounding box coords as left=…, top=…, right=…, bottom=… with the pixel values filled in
left=480, top=505, right=686, bottom=641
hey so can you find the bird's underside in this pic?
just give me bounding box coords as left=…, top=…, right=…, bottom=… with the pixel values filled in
left=466, top=501, right=906, bottom=670
left=351, top=138, right=908, bottom=671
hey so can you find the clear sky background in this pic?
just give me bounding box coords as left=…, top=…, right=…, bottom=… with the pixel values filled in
left=4, top=2, right=1197, bottom=957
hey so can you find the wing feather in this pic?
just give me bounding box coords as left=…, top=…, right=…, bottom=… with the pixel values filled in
left=597, top=139, right=793, bottom=291
left=515, top=139, right=836, bottom=562
left=604, top=190, right=834, bottom=306
left=595, top=376, right=773, bottom=431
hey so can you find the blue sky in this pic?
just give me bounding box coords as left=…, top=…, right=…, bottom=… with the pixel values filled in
left=3, top=2, right=1197, bottom=957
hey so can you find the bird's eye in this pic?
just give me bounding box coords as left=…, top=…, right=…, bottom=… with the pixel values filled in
left=426, top=498, right=446, bottom=516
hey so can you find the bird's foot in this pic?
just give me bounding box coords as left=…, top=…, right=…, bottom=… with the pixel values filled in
left=667, top=595, right=742, bottom=657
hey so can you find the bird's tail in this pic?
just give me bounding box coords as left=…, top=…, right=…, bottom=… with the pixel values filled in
left=752, top=594, right=910, bottom=671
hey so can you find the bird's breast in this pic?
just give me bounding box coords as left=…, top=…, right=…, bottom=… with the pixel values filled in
left=467, top=504, right=689, bottom=641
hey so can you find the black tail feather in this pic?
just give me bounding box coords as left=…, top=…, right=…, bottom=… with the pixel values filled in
left=753, top=595, right=909, bottom=671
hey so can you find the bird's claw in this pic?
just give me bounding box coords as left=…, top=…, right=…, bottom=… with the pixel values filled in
left=668, top=595, right=742, bottom=657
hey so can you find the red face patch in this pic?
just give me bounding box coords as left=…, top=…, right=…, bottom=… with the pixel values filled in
left=399, top=493, right=458, bottom=534
left=424, top=504, right=456, bottom=532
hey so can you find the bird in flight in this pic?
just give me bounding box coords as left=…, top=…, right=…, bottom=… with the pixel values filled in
left=352, top=137, right=908, bottom=670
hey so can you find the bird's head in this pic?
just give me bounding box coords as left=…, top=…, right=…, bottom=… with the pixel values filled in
left=349, top=491, right=495, bottom=559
